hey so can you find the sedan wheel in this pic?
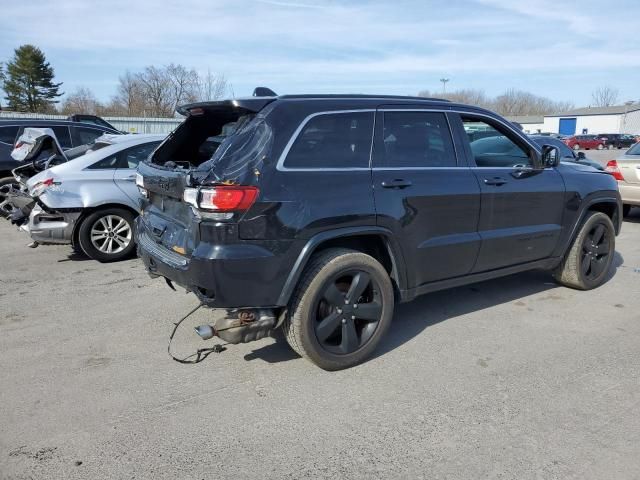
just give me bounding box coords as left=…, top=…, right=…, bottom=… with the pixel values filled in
left=90, top=215, right=132, bottom=255
left=597, top=144, right=604, bottom=150
left=78, top=208, right=137, bottom=262
left=573, top=144, right=580, bottom=150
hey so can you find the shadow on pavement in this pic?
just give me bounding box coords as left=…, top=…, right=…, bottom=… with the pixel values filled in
left=244, top=251, right=624, bottom=367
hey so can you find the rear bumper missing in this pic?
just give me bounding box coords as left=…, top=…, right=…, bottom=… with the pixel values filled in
left=136, top=217, right=293, bottom=308
left=21, top=203, right=80, bottom=244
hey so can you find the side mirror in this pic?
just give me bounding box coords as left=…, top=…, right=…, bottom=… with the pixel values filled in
left=577, top=151, right=586, bottom=160
left=541, top=145, right=560, bottom=167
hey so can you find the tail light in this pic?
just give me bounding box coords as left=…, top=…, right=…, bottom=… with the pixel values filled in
left=31, top=178, right=58, bottom=196
left=183, top=185, right=259, bottom=214
left=605, top=160, right=625, bottom=181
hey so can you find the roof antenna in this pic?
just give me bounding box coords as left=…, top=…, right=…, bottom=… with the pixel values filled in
left=253, top=87, right=277, bottom=97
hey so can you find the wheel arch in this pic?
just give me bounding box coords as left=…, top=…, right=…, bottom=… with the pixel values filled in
left=560, top=196, right=621, bottom=257
left=72, top=202, right=139, bottom=248
left=276, top=227, right=407, bottom=306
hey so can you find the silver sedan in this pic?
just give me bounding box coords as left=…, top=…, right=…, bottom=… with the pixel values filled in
left=21, top=133, right=164, bottom=261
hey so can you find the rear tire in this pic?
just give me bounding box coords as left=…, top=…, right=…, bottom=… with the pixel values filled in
left=573, top=144, right=580, bottom=150
left=0, top=177, right=21, bottom=218
left=78, top=208, right=136, bottom=262
left=283, top=248, right=394, bottom=370
left=554, top=212, right=615, bottom=290
left=597, top=144, right=604, bottom=150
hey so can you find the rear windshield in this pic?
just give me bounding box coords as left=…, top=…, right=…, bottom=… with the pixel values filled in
left=150, top=109, right=273, bottom=184
left=627, top=142, right=640, bottom=155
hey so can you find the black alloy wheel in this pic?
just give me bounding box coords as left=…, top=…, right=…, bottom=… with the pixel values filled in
left=314, top=270, right=383, bottom=355
left=580, top=223, right=612, bottom=281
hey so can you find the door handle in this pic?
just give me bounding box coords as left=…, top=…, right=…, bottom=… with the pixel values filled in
left=483, top=177, right=507, bottom=186
left=381, top=179, right=412, bottom=189
left=125, top=175, right=136, bottom=182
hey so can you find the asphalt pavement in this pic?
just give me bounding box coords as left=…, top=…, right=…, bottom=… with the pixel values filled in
left=1, top=212, right=639, bottom=479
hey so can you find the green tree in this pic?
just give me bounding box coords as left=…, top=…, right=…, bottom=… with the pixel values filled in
left=2, top=45, right=63, bottom=112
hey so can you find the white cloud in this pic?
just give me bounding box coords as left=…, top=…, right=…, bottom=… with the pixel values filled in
left=1, top=0, right=638, bottom=103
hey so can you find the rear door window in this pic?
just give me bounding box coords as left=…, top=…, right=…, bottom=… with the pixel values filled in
left=0, top=126, right=19, bottom=145
left=71, top=126, right=105, bottom=146
left=377, top=111, right=456, bottom=168
left=51, top=126, right=72, bottom=149
left=283, top=111, right=374, bottom=169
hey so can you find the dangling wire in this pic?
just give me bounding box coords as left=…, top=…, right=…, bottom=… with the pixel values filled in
left=168, top=303, right=227, bottom=364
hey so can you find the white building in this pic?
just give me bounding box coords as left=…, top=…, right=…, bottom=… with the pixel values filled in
left=507, top=115, right=545, bottom=134
left=543, top=105, right=640, bottom=136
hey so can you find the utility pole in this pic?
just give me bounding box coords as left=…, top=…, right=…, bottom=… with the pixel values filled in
left=440, top=78, right=450, bottom=94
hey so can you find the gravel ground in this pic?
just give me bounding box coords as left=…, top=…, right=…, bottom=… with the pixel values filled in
left=1, top=213, right=640, bottom=480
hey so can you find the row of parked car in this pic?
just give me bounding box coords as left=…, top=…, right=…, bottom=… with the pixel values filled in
left=0, top=92, right=633, bottom=369
left=561, top=133, right=639, bottom=151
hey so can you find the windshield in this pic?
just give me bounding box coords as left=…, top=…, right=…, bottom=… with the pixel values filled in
left=627, top=142, right=640, bottom=155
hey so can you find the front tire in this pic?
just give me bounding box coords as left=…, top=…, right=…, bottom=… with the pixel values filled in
left=554, top=212, right=615, bottom=290
left=573, top=144, right=580, bottom=151
left=597, top=144, right=604, bottom=150
left=78, top=208, right=136, bottom=262
left=283, top=248, right=394, bottom=370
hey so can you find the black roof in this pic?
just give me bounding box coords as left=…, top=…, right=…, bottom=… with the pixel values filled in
left=0, top=118, right=118, bottom=132
left=177, top=94, right=454, bottom=116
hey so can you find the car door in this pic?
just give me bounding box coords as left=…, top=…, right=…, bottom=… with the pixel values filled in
left=113, top=142, right=161, bottom=204
left=450, top=112, right=565, bottom=272
left=372, top=107, right=481, bottom=288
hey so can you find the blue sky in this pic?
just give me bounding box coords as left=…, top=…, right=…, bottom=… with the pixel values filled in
left=1, top=0, right=639, bottom=106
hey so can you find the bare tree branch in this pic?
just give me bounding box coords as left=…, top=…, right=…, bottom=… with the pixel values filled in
left=591, top=86, right=619, bottom=107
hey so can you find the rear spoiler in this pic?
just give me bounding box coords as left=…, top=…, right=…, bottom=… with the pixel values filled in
left=177, top=97, right=277, bottom=117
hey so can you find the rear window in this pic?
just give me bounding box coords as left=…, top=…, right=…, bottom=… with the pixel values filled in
left=151, top=109, right=273, bottom=185
left=283, top=111, right=374, bottom=169
left=0, top=126, right=19, bottom=145
left=193, top=116, right=273, bottom=183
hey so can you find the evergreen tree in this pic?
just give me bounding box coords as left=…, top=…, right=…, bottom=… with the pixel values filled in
left=2, top=45, right=63, bottom=112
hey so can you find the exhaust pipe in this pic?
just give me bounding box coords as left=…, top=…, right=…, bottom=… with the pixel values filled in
left=194, top=308, right=277, bottom=344
left=194, top=324, right=215, bottom=340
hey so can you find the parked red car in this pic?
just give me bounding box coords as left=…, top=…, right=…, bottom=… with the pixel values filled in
left=563, top=135, right=605, bottom=151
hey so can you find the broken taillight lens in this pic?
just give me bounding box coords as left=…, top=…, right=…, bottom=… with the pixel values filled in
left=605, top=160, right=625, bottom=181
left=31, top=178, right=58, bottom=196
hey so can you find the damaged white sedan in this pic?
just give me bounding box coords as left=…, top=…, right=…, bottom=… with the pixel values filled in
left=3, top=129, right=163, bottom=262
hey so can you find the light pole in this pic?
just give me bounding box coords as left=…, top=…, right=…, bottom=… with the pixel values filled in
left=440, top=78, right=450, bottom=94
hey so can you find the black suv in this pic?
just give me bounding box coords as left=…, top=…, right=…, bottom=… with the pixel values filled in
left=136, top=93, right=622, bottom=370
left=0, top=118, right=120, bottom=180
left=598, top=133, right=637, bottom=150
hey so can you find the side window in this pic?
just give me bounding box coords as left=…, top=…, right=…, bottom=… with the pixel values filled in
left=71, top=126, right=104, bottom=146
left=284, top=111, right=374, bottom=169
left=121, top=142, right=160, bottom=169
left=557, top=141, right=574, bottom=158
left=461, top=117, right=532, bottom=168
left=51, top=126, right=72, bottom=149
left=87, top=154, right=122, bottom=170
left=0, top=126, right=19, bottom=145
left=379, top=111, right=456, bottom=168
